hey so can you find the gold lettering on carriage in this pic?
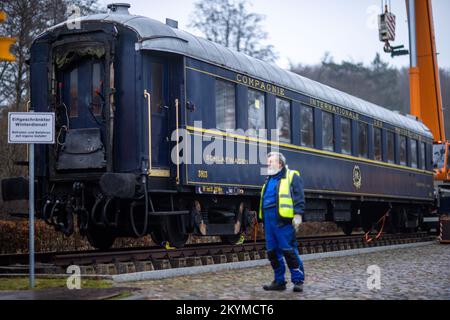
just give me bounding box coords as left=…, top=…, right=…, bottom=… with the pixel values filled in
left=395, top=127, right=421, bottom=141
left=236, top=74, right=285, bottom=96
left=309, top=98, right=360, bottom=121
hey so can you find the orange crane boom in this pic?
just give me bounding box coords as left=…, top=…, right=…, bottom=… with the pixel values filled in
left=405, top=0, right=449, bottom=181
left=407, top=0, right=446, bottom=142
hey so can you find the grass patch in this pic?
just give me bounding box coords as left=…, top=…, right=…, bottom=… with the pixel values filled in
left=0, top=277, right=113, bottom=291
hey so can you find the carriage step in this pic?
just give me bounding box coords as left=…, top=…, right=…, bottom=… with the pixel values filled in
left=198, top=223, right=237, bottom=236
left=148, top=211, right=190, bottom=216
left=209, top=210, right=236, bottom=219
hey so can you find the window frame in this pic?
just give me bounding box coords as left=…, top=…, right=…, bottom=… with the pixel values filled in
left=386, top=131, right=395, bottom=164
left=91, top=61, right=103, bottom=117
left=322, top=111, right=335, bottom=152
left=374, top=127, right=383, bottom=162
left=150, top=62, right=165, bottom=114
left=358, top=122, right=369, bottom=159
left=275, top=97, right=292, bottom=143
left=69, top=68, right=78, bottom=118
left=420, top=141, right=426, bottom=170
left=409, top=139, right=418, bottom=168
left=300, top=104, right=315, bottom=148
left=399, top=135, right=408, bottom=166
left=340, top=117, right=352, bottom=156
left=215, top=79, right=237, bottom=131
left=247, top=88, right=266, bottom=137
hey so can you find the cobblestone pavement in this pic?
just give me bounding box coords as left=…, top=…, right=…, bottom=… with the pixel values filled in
left=123, top=243, right=450, bottom=300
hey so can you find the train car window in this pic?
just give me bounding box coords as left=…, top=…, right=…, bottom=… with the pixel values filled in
left=387, top=131, right=395, bottom=164
left=69, top=68, right=78, bottom=118
left=91, top=62, right=102, bottom=116
left=276, top=98, right=291, bottom=143
left=358, top=122, right=369, bottom=158
left=215, top=80, right=236, bottom=131
left=322, top=111, right=334, bottom=152
left=420, top=142, right=426, bottom=170
left=341, top=117, right=352, bottom=155
left=410, top=139, right=418, bottom=168
left=374, top=128, right=382, bottom=161
left=399, top=135, right=407, bottom=166
left=151, top=63, right=164, bottom=114
left=300, top=105, right=314, bottom=148
left=248, top=89, right=265, bottom=137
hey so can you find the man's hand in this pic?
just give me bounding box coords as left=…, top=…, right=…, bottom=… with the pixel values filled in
left=293, top=214, right=303, bottom=232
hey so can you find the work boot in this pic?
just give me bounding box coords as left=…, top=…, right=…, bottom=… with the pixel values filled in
left=293, top=282, right=304, bottom=293
left=263, top=281, right=287, bottom=291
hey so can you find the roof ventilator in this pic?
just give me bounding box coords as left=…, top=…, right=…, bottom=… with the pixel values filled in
left=166, top=18, right=178, bottom=29
left=107, top=3, right=131, bottom=15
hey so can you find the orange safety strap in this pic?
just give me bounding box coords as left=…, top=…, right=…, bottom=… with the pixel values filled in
left=253, top=216, right=259, bottom=243
left=364, top=209, right=391, bottom=243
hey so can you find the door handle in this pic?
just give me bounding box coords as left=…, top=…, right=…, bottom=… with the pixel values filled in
left=144, top=90, right=152, bottom=175
left=175, top=98, right=180, bottom=185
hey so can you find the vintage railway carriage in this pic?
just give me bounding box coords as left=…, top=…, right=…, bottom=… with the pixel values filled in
left=5, top=3, right=435, bottom=249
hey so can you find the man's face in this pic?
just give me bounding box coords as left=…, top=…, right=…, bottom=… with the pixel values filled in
left=267, top=156, right=282, bottom=175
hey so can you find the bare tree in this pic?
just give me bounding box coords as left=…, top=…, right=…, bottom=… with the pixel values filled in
left=0, top=0, right=103, bottom=203
left=291, top=54, right=450, bottom=134
left=291, top=54, right=404, bottom=112
left=189, top=0, right=277, bottom=62
left=0, top=0, right=102, bottom=111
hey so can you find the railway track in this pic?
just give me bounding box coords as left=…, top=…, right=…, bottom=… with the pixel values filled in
left=0, top=232, right=436, bottom=275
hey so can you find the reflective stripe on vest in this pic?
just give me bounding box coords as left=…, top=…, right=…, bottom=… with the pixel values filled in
left=259, top=169, right=300, bottom=220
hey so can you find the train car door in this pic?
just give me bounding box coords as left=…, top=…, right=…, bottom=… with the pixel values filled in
left=55, top=45, right=108, bottom=172
left=60, top=59, right=105, bottom=134
left=143, top=56, right=170, bottom=174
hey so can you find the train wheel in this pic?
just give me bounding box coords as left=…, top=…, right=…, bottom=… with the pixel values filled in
left=219, top=203, right=246, bottom=245
left=360, top=214, right=373, bottom=234
left=150, top=216, right=189, bottom=248
left=340, top=222, right=354, bottom=236
left=86, top=226, right=116, bottom=251
left=150, top=229, right=164, bottom=247
left=384, top=215, right=398, bottom=234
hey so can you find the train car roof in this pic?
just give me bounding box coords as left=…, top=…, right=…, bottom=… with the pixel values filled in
left=44, top=9, right=433, bottom=139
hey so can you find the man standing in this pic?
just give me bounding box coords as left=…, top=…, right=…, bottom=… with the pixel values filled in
left=259, top=152, right=306, bottom=292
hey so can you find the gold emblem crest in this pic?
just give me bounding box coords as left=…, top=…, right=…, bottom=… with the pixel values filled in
left=353, top=165, right=362, bottom=190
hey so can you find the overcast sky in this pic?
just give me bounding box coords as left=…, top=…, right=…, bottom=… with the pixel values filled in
left=99, top=0, right=450, bottom=70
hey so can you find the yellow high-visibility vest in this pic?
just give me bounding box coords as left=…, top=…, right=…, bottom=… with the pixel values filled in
left=259, top=169, right=300, bottom=220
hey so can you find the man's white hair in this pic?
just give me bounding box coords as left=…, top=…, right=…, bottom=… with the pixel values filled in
left=267, top=152, right=287, bottom=167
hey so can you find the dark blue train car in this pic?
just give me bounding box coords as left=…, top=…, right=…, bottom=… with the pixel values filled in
left=3, top=3, right=436, bottom=249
